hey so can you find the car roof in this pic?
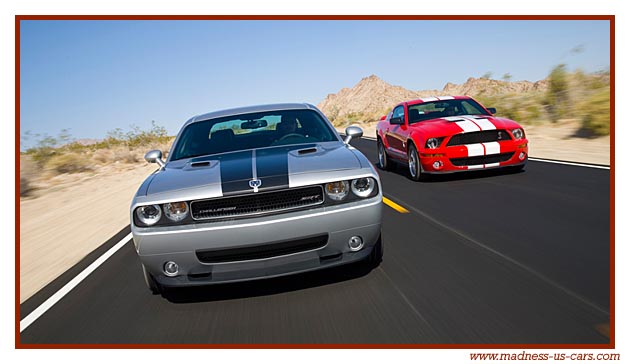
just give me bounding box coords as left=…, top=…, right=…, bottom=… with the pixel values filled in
left=186, top=103, right=319, bottom=126
left=405, top=95, right=472, bottom=106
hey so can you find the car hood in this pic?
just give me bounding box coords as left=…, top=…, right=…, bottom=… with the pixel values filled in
left=410, top=114, right=522, bottom=136
left=144, top=142, right=361, bottom=197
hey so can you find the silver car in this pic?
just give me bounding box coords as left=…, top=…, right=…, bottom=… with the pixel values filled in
left=130, top=103, right=383, bottom=293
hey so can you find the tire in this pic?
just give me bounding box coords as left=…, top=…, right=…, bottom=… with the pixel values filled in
left=407, top=144, right=426, bottom=181
left=367, top=234, right=383, bottom=268
left=142, top=264, right=162, bottom=295
left=377, top=139, right=392, bottom=170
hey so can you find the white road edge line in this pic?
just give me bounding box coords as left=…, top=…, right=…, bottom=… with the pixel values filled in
left=354, top=135, right=610, bottom=170
left=20, top=232, right=133, bottom=333
left=527, top=157, right=610, bottom=170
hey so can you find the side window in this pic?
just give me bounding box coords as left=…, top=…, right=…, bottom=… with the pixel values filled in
left=392, top=106, right=405, bottom=119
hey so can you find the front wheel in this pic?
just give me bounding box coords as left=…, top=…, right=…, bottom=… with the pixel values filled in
left=377, top=139, right=392, bottom=170
left=407, top=144, right=426, bottom=181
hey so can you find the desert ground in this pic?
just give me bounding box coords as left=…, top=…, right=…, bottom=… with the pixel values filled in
left=19, top=122, right=610, bottom=303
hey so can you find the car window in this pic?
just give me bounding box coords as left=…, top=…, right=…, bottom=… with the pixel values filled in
left=407, top=99, right=490, bottom=123
left=392, top=106, right=405, bottom=119
left=461, top=100, right=488, bottom=115
left=170, top=109, right=337, bottom=160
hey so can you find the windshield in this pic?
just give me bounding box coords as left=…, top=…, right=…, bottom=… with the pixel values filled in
left=407, top=99, right=490, bottom=124
left=170, top=109, right=338, bottom=161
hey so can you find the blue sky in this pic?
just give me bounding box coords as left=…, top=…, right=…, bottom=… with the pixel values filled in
left=19, top=19, right=610, bottom=146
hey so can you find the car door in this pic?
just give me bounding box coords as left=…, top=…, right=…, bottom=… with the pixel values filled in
left=385, top=105, right=407, bottom=157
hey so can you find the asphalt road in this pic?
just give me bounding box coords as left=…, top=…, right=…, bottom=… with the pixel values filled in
left=19, top=138, right=611, bottom=345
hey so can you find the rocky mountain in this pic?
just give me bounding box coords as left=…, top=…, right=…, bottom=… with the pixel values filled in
left=317, top=74, right=548, bottom=121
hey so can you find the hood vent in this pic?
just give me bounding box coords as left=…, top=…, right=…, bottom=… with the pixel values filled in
left=191, top=161, right=211, bottom=167
left=298, top=147, right=318, bottom=155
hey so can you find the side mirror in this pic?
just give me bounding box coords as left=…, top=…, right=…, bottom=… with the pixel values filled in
left=344, top=126, right=363, bottom=144
left=390, top=116, right=404, bottom=125
left=144, top=149, right=165, bottom=168
left=379, top=115, right=387, bottom=121
left=487, top=107, right=497, bottom=114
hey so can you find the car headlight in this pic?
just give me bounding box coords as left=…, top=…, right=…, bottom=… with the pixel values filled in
left=511, top=128, right=524, bottom=140
left=351, top=178, right=375, bottom=198
left=136, top=204, right=162, bottom=226
left=163, top=201, right=189, bottom=222
left=425, top=137, right=441, bottom=149
left=325, top=181, right=350, bottom=201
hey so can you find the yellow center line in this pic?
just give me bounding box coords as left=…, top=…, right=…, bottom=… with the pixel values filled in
left=383, top=197, right=409, bottom=213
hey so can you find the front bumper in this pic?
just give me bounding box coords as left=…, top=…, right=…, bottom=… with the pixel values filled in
left=419, top=139, right=528, bottom=173
left=132, top=196, right=382, bottom=286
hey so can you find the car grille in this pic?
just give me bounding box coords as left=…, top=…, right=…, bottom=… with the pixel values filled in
left=446, top=130, right=511, bottom=146
left=196, top=234, right=329, bottom=263
left=450, top=152, right=515, bottom=166
left=190, top=186, right=324, bottom=220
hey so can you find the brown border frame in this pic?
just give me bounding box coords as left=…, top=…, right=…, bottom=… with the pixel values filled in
left=15, top=14, right=615, bottom=349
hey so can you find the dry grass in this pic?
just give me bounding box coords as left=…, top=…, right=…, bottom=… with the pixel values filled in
left=46, top=153, right=93, bottom=174
left=20, top=155, right=38, bottom=197
left=20, top=130, right=174, bottom=199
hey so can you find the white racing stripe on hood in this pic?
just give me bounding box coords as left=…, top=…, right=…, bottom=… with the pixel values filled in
left=455, top=120, right=481, bottom=133
left=467, top=117, right=496, bottom=130
left=465, top=144, right=485, bottom=157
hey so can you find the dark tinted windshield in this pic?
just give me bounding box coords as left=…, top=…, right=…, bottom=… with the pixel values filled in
left=171, top=109, right=338, bottom=160
left=407, top=99, right=490, bottom=124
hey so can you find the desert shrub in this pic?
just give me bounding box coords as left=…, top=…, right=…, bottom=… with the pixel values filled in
left=20, top=176, right=33, bottom=197
left=92, top=149, right=114, bottom=164
left=524, top=105, right=542, bottom=123
left=578, top=88, right=610, bottom=136
left=503, top=105, right=524, bottom=122
left=113, top=148, right=140, bottom=163
left=126, top=121, right=170, bottom=149
left=547, top=64, right=571, bottom=121
left=46, top=153, right=92, bottom=174
left=20, top=155, right=39, bottom=196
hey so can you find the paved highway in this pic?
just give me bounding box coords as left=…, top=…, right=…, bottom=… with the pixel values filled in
left=19, top=138, right=611, bottom=345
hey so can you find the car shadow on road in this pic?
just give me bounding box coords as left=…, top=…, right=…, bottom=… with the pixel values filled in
left=160, top=260, right=376, bottom=304
left=384, top=162, right=525, bottom=183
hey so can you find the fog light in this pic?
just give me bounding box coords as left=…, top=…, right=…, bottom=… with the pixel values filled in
left=519, top=152, right=527, bottom=161
left=164, top=261, right=179, bottom=277
left=348, top=236, right=364, bottom=251
left=433, top=160, right=444, bottom=170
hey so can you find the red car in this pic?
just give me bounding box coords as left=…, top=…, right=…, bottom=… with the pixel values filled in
left=376, top=96, right=528, bottom=180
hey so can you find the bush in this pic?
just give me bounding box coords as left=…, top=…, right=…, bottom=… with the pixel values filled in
left=92, top=149, right=114, bottom=164
left=20, top=176, right=33, bottom=197
left=547, top=64, right=571, bottom=121
left=20, top=155, right=38, bottom=196
left=46, top=153, right=93, bottom=174
left=113, top=148, right=140, bottom=163
left=578, top=88, right=610, bottom=136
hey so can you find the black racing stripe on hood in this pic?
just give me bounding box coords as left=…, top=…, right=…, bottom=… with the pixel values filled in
left=255, top=148, right=290, bottom=191
left=192, top=144, right=318, bottom=195
left=217, top=150, right=253, bottom=195
left=255, top=144, right=317, bottom=192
